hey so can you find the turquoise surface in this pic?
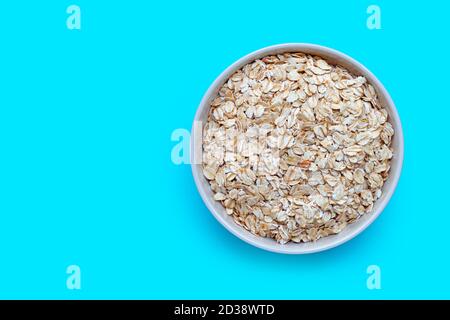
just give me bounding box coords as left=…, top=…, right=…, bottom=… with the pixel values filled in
left=0, top=0, right=448, bottom=299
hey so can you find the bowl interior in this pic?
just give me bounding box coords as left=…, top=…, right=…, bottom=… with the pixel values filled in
left=191, top=44, right=403, bottom=254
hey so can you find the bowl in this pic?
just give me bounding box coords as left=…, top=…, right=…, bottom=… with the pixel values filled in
left=191, top=43, right=404, bottom=254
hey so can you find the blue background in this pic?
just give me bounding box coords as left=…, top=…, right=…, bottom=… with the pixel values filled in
left=0, top=0, right=448, bottom=299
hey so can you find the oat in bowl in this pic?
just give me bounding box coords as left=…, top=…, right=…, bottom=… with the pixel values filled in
left=191, top=44, right=403, bottom=254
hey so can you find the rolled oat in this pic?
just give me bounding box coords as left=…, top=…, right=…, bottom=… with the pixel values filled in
left=202, top=52, right=394, bottom=244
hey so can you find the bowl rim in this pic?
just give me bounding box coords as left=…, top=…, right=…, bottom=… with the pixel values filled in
left=191, top=43, right=404, bottom=254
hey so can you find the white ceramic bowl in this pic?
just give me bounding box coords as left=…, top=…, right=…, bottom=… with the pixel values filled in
left=191, top=43, right=404, bottom=254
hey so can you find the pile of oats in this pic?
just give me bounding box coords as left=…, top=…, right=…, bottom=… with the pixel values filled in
left=202, top=52, right=394, bottom=244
